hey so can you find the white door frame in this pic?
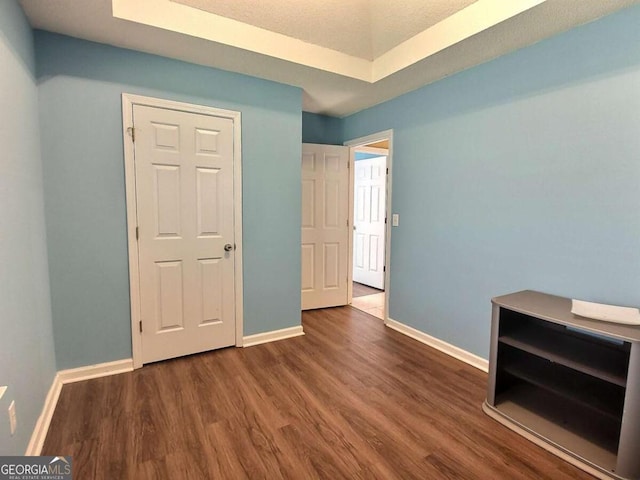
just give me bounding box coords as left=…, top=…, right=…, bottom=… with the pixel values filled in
left=122, top=93, right=244, bottom=369
left=344, top=130, right=393, bottom=324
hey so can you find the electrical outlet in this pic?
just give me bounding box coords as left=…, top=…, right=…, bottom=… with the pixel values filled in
left=8, top=401, right=16, bottom=436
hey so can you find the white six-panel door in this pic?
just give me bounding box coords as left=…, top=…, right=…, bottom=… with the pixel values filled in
left=353, top=156, right=386, bottom=290
left=301, top=144, right=349, bottom=310
left=133, top=104, right=236, bottom=364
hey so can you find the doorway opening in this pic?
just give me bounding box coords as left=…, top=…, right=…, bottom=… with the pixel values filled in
left=346, top=132, right=392, bottom=322
left=300, top=130, right=392, bottom=319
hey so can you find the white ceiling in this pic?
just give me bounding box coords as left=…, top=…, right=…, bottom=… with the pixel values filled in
left=174, top=0, right=479, bottom=60
left=20, top=0, right=639, bottom=117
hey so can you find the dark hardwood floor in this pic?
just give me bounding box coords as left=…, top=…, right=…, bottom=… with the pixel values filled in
left=352, top=282, right=383, bottom=298
left=43, top=307, right=592, bottom=479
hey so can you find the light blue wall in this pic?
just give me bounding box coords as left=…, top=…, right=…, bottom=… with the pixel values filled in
left=343, top=6, right=640, bottom=359
left=302, top=112, right=343, bottom=144
left=355, top=152, right=382, bottom=161
left=0, top=1, right=56, bottom=454
left=36, top=32, right=302, bottom=369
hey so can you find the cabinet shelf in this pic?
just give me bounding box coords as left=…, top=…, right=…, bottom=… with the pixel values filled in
left=485, top=290, right=640, bottom=480
left=493, top=384, right=619, bottom=472
left=500, top=349, right=624, bottom=421
left=499, top=328, right=628, bottom=387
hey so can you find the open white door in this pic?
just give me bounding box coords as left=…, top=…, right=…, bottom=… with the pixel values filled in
left=353, top=156, right=387, bottom=290
left=301, top=143, right=349, bottom=310
left=133, top=103, right=236, bottom=364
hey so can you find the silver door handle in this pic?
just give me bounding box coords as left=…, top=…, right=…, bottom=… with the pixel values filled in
left=224, top=244, right=234, bottom=252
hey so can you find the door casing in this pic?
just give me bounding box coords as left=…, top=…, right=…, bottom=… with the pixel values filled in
left=345, top=130, right=393, bottom=324
left=122, top=93, right=244, bottom=369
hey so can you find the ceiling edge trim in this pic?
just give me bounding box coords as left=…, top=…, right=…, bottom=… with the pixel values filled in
left=112, top=0, right=550, bottom=85
left=371, top=0, right=548, bottom=81
left=112, top=0, right=372, bottom=81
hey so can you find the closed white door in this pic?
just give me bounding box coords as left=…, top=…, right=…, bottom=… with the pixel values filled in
left=301, top=144, right=349, bottom=310
left=134, top=104, right=235, bottom=364
left=353, top=156, right=386, bottom=290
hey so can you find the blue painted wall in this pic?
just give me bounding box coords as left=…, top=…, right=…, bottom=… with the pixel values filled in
left=343, top=6, right=640, bottom=358
left=302, top=112, right=343, bottom=144
left=36, top=32, right=302, bottom=369
left=355, top=152, right=383, bottom=161
left=0, top=1, right=56, bottom=454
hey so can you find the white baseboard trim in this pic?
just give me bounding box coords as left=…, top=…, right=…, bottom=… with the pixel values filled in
left=386, top=318, right=488, bottom=372
left=25, top=358, right=133, bottom=456
left=57, top=358, right=134, bottom=385
left=243, top=326, right=305, bottom=347
left=25, top=375, right=62, bottom=456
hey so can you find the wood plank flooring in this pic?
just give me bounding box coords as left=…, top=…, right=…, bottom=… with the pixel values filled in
left=43, top=306, right=593, bottom=479
left=352, top=282, right=383, bottom=298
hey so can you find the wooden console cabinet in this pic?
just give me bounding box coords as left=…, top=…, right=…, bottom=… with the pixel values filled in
left=483, top=290, right=640, bottom=480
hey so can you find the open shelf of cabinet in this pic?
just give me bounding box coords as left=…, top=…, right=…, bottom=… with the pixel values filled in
left=483, top=290, right=640, bottom=480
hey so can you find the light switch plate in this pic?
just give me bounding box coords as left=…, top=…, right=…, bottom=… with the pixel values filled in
left=392, top=214, right=399, bottom=227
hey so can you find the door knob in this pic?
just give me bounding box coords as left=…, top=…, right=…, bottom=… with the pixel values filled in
left=224, top=243, right=234, bottom=252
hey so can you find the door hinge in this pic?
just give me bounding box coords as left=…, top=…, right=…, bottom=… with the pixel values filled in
left=346, top=218, right=349, bottom=227
left=136, top=226, right=139, bottom=240
left=139, top=320, right=143, bottom=333
left=385, top=217, right=387, bottom=224
left=127, top=126, right=136, bottom=142
left=383, top=266, right=386, bottom=272
left=386, top=167, right=389, bottom=175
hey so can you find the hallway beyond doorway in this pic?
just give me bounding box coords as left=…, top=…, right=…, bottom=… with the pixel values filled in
left=353, top=282, right=381, bottom=298
left=351, top=282, right=384, bottom=319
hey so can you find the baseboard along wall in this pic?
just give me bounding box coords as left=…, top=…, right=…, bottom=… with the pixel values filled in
left=26, top=359, right=134, bottom=456
left=243, top=325, right=305, bottom=347
left=386, top=317, right=489, bottom=372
